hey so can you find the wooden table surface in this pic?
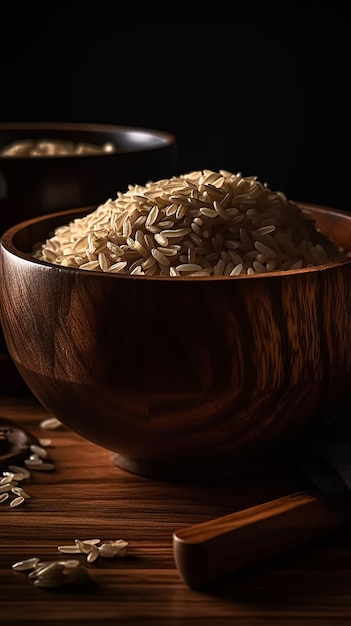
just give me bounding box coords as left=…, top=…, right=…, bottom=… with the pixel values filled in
left=1, top=392, right=351, bottom=626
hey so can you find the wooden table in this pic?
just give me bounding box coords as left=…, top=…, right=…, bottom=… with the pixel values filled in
left=1, top=392, right=351, bottom=626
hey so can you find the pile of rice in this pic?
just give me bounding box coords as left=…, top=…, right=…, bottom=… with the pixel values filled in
left=34, top=169, right=345, bottom=277
left=0, top=138, right=115, bottom=157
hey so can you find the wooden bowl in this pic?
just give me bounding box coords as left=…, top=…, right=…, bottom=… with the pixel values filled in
left=1, top=203, right=351, bottom=480
left=0, top=122, right=176, bottom=390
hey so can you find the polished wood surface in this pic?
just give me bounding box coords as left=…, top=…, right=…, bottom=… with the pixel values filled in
left=2, top=394, right=351, bottom=625
left=173, top=491, right=351, bottom=590
left=2, top=205, right=351, bottom=482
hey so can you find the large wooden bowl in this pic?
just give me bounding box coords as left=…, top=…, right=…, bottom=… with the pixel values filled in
left=1, top=203, right=351, bottom=480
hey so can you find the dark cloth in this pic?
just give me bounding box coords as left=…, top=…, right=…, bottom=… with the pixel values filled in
left=295, top=404, right=351, bottom=498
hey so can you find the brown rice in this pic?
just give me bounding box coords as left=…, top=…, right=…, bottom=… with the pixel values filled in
left=33, top=169, right=346, bottom=276
left=0, top=138, right=115, bottom=157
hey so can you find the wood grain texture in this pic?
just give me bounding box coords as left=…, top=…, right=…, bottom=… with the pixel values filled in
left=1, top=395, right=351, bottom=625
left=1, top=205, right=351, bottom=481
left=173, top=491, right=351, bottom=590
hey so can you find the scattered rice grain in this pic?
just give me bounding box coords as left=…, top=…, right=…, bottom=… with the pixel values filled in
left=0, top=474, right=14, bottom=485
left=86, top=546, right=100, bottom=563
left=25, top=462, right=56, bottom=471
left=11, top=486, right=31, bottom=499
left=30, top=444, right=48, bottom=458
left=40, top=417, right=62, bottom=430
left=0, top=483, right=13, bottom=492
left=58, top=545, right=82, bottom=554
left=12, top=557, right=40, bottom=571
left=7, top=465, right=31, bottom=479
left=9, top=496, right=25, bottom=507
left=38, top=438, right=52, bottom=447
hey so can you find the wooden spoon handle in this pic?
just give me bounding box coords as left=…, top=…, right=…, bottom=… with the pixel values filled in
left=173, top=491, right=350, bottom=589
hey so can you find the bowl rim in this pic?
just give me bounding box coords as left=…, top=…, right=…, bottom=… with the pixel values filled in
left=0, top=121, right=176, bottom=160
left=1, top=202, right=351, bottom=282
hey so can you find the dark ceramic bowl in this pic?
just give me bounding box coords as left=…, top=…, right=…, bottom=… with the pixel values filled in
left=1, top=203, right=351, bottom=481
left=0, top=122, right=176, bottom=390
left=0, top=122, right=177, bottom=234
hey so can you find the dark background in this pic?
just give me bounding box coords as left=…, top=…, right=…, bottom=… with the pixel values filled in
left=1, top=0, right=350, bottom=209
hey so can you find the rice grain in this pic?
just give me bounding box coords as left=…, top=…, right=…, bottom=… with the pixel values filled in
left=9, top=496, right=25, bottom=507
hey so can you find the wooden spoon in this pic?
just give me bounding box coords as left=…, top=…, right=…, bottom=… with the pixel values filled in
left=173, top=491, right=351, bottom=590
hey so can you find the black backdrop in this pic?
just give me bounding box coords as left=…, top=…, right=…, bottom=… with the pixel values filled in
left=1, top=0, right=350, bottom=209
